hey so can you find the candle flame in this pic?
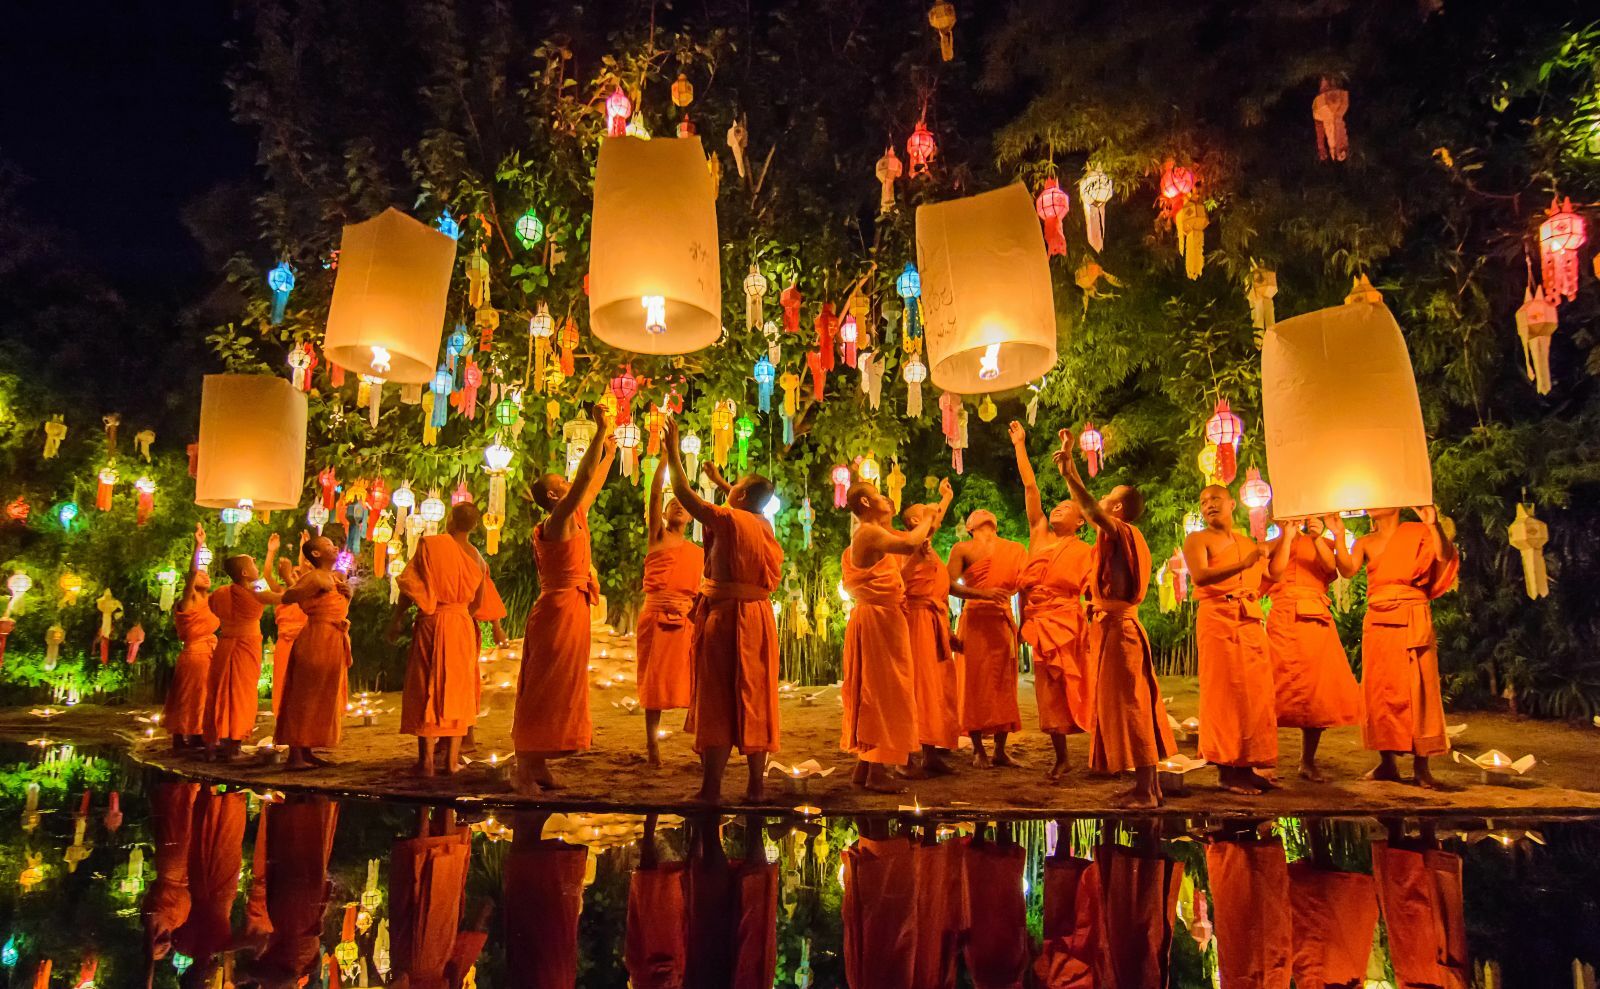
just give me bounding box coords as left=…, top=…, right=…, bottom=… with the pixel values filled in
left=978, top=343, right=1001, bottom=380
left=370, top=345, right=392, bottom=374
left=643, top=296, right=667, bottom=334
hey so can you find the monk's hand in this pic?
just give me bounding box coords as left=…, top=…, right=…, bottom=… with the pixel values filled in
left=1322, top=513, right=1344, bottom=536
left=937, top=477, right=953, bottom=506
left=663, top=415, right=681, bottom=450
left=299, top=529, right=310, bottom=546
left=592, top=402, right=613, bottom=437
left=267, top=532, right=280, bottom=554
left=1415, top=505, right=1438, bottom=525
left=194, top=522, right=206, bottom=547
left=1006, top=420, right=1025, bottom=447
left=1241, top=541, right=1263, bottom=567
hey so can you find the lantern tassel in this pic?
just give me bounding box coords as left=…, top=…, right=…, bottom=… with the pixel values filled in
left=907, top=379, right=923, bottom=419
left=758, top=379, right=773, bottom=413
left=1084, top=201, right=1106, bottom=253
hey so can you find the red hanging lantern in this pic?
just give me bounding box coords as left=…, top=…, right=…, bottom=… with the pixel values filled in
left=1204, top=399, right=1243, bottom=484
left=96, top=466, right=117, bottom=512
left=318, top=467, right=339, bottom=510
left=605, top=86, right=632, bottom=138
left=815, top=303, right=838, bottom=371
left=610, top=366, right=639, bottom=423
left=780, top=282, right=803, bottom=334
left=831, top=464, right=852, bottom=508
left=839, top=313, right=859, bottom=368
left=1078, top=421, right=1104, bottom=476
left=1035, top=179, right=1071, bottom=256
left=1239, top=466, right=1273, bottom=540
left=907, top=118, right=937, bottom=177
left=1539, top=197, right=1588, bottom=303
left=1159, top=159, right=1196, bottom=215
left=134, top=477, right=155, bottom=526
left=1167, top=548, right=1188, bottom=602
left=4, top=497, right=29, bottom=523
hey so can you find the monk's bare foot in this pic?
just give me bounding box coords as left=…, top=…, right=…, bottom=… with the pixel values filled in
left=1220, top=782, right=1265, bottom=795
left=1047, top=760, right=1071, bottom=780
left=862, top=779, right=906, bottom=794
left=1247, top=771, right=1280, bottom=790
left=992, top=751, right=1022, bottom=769
left=646, top=741, right=661, bottom=769
left=1112, top=782, right=1139, bottom=800
left=684, top=788, right=719, bottom=805
left=1365, top=761, right=1403, bottom=783
left=1115, top=789, right=1162, bottom=809
left=511, top=774, right=544, bottom=797
left=1298, top=762, right=1328, bottom=783
left=972, top=751, right=993, bottom=770
left=305, top=751, right=332, bottom=768
left=1413, top=768, right=1453, bottom=790
left=923, top=753, right=955, bottom=776
left=412, top=761, right=436, bottom=778
left=742, top=785, right=766, bottom=803
left=897, top=764, right=931, bottom=781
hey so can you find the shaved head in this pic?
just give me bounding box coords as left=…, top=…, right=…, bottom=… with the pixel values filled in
left=448, top=501, right=481, bottom=533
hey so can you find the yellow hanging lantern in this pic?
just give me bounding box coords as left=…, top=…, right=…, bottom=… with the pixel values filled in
left=927, top=2, right=956, bottom=61
left=1513, top=287, right=1558, bottom=395
left=195, top=375, right=308, bottom=511
left=1176, top=200, right=1208, bottom=280
left=1196, top=445, right=1222, bottom=485
left=58, top=572, right=83, bottom=606
left=711, top=400, right=736, bottom=468
left=1506, top=503, right=1549, bottom=600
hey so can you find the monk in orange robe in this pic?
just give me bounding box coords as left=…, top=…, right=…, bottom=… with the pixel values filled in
left=842, top=479, right=953, bottom=791
left=912, top=832, right=967, bottom=989
left=1264, top=519, right=1359, bottom=781
left=1206, top=829, right=1293, bottom=989
left=1372, top=826, right=1468, bottom=989
left=1184, top=484, right=1280, bottom=794
left=901, top=503, right=960, bottom=774
left=1011, top=421, right=1094, bottom=779
left=1099, top=826, right=1184, bottom=988
left=683, top=815, right=778, bottom=989
left=392, top=502, right=509, bottom=776
left=948, top=510, right=1027, bottom=768
left=202, top=527, right=282, bottom=761
left=962, top=826, right=1029, bottom=989
left=390, top=807, right=486, bottom=989
left=1288, top=825, right=1379, bottom=989
left=504, top=812, right=587, bottom=989
left=167, top=526, right=218, bottom=751
left=625, top=814, right=687, bottom=989
left=1053, top=432, right=1176, bottom=808
left=143, top=782, right=198, bottom=968
left=264, top=532, right=310, bottom=717
left=843, top=823, right=917, bottom=989
left=663, top=417, right=783, bottom=804
left=243, top=795, right=338, bottom=988
left=172, top=787, right=246, bottom=983
left=274, top=535, right=352, bottom=771
left=1034, top=831, right=1103, bottom=988
left=639, top=459, right=704, bottom=767
left=514, top=405, right=616, bottom=794
left=1329, top=508, right=1459, bottom=787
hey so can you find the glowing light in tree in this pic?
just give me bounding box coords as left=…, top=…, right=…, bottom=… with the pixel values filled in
left=906, top=118, right=937, bottom=177
left=1079, top=422, right=1104, bottom=476
left=1079, top=168, right=1113, bottom=252
left=1034, top=179, right=1070, bottom=256
left=605, top=86, right=632, bottom=137
left=58, top=502, right=79, bottom=530
left=1539, top=197, right=1587, bottom=302
left=1239, top=466, right=1273, bottom=539
left=434, top=211, right=460, bottom=240
left=832, top=464, right=851, bottom=507
left=1205, top=399, right=1243, bottom=484
left=515, top=209, right=545, bottom=247
left=744, top=265, right=768, bottom=331
left=266, top=262, right=295, bottom=325
left=753, top=356, right=775, bottom=412
left=1159, top=159, right=1196, bottom=214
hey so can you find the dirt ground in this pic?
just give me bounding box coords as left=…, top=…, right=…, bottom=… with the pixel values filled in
left=7, top=629, right=1599, bottom=819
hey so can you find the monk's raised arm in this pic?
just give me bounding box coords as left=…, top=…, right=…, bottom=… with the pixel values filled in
left=1008, top=421, right=1045, bottom=534
left=1265, top=528, right=1294, bottom=582
left=550, top=406, right=613, bottom=529
left=1052, top=430, right=1112, bottom=531
left=661, top=416, right=717, bottom=526
left=1324, top=514, right=1362, bottom=578
left=647, top=452, right=667, bottom=542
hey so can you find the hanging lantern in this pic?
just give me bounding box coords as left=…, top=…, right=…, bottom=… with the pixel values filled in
left=1183, top=511, right=1206, bottom=535
left=1079, top=169, right=1113, bottom=253
left=897, top=266, right=923, bottom=345
left=465, top=248, right=491, bottom=309
left=481, top=442, right=513, bottom=554
left=1311, top=78, right=1350, bottom=162
left=1507, top=503, right=1550, bottom=600
left=493, top=395, right=521, bottom=429
left=605, top=86, right=632, bottom=138
left=515, top=209, right=545, bottom=248
left=287, top=343, right=317, bottom=391
left=727, top=116, right=749, bottom=179
left=96, top=466, right=118, bottom=512
left=6, top=572, right=32, bottom=617
left=564, top=412, right=598, bottom=479
left=475, top=306, right=500, bottom=352
left=915, top=183, right=1057, bottom=394
left=858, top=455, right=881, bottom=486
left=134, top=477, right=155, bottom=525
left=1514, top=286, right=1559, bottom=394
left=906, top=118, right=937, bottom=178
left=1197, top=445, right=1221, bottom=485
left=1262, top=287, right=1432, bottom=517
left=307, top=500, right=329, bottom=534
left=670, top=72, right=694, bottom=108
left=1176, top=200, right=1209, bottom=280
left=743, top=265, right=767, bottom=331
left=928, top=1, right=956, bottom=60
left=266, top=262, right=295, bottom=325
left=1034, top=179, right=1070, bottom=256
left=1204, top=399, right=1243, bottom=485
left=194, top=376, right=308, bottom=512
left=1539, top=198, right=1587, bottom=303
left=1079, top=422, right=1104, bottom=476
left=1246, top=267, right=1278, bottom=337
left=419, top=492, right=447, bottom=535
left=732, top=415, right=755, bottom=471
left=59, top=572, right=83, bottom=606
left=679, top=430, right=702, bottom=477
left=831, top=464, right=851, bottom=507
left=901, top=356, right=927, bottom=419
left=753, top=356, right=776, bottom=412
left=58, top=502, right=79, bottom=530
left=1159, top=159, right=1196, bottom=215
left=4, top=497, right=27, bottom=524
left=613, top=422, right=640, bottom=480
left=434, top=211, right=460, bottom=240
left=977, top=395, right=997, bottom=422
left=195, top=546, right=213, bottom=569
left=1239, top=467, right=1273, bottom=540
left=590, top=137, right=721, bottom=354
left=875, top=146, right=904, bottom=213
left=610, top=366, right=639, bottom=423
left=324, top=208, right=457, bottom=384
left=779, top=282, right=803, bottom=334
left=839, top=314, right=859, bottom=368
left=711, top=401, right=736, bottom=467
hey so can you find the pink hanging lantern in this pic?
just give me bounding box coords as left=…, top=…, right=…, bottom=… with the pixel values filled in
left=605, top=86, right=632, bottom=138
left=610, top=366, right=639, bottom=423
left=1035, top=179, right=1070, bottom=256
left=1204, top=398, right=1243, bottom=484
left=1539, top=198, right=1587, bottom=302
left=1239, top=466, right=1273, bottom=540
left=907, top=118, right=937, bottom=178
left=831, top=464, right=851, bottom=508
left=839, top=313, right=859, bottom=368
left=1159, top=159, right=1196, bottom=215
left=1078, top=422, right=1104, bottom=477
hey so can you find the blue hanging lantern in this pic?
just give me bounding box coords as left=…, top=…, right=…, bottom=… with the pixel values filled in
left=435, top=210, right=461, bottom=240
left=446, top=324, right=470, bottom=379
left=266, top=262, right=295, bottom=325
left=753, top=356, right=775, bottom=412
left=896, top=262, right=923, bottom=340
left=1, top=934, right=16, bottom=968
left=430, top=367, right=452, bottom=429
left=57, top=502, right=79, bottom=530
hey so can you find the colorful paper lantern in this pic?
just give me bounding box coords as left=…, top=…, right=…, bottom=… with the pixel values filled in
left=1034, top=179, right=1070, bottom=256
left=605, top=86, right=632, bottom=137
left=753, top=356, right=776, bottom=412
left=744, top=265, right=767, bottom=331
left=134, top=477, right=155, bottom=525
left=906, top=118, right=937, bottom=177
left=1514, top=286, right=1559, bottom=394
left=266, top=262, right=295, bottom=325
left=95, top=466, right=117, bottom=511
left=57, top=502, right=79, bottom=530
left=734, top=415, right=755, bottom=471
left=1079, top=169, right=1113, bottom=253
left=1507, top=503, right=1550, bottom=600
left=1204, top=399, right=1243, bottom=485
left=1239, top=467, right=1273, bottom=539
left=831, top=464, right=851, bottom=507
left=515, top=209, right=545, bottom=248
left=1159, top=159, right=1196, bottom=214
left=928, top=1, right=956, bottom=61
left=1079, top=422, right=1104, bottom=476
left=434, top=211, right=460, bottom=240
left=1312, top=78, right=1350, bottom=162
left=1539, top=197, right=1587, bottom=302
left=195, top=375, right=309, bottom=511
left=875, top=146, right=904, bottom=213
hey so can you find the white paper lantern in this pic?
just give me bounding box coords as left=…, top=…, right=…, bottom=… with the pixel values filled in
left=195, top=375, right=308, bottom=511
left=323, top=208, right=458, bottom=384
left=589, top=136, right=721, bottom=355
left=1262, top=298, right=1432, bottom=518
left=914, top=183, right=1057, bottom=394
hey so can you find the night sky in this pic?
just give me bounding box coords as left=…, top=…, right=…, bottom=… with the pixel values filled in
left=0, top=3, right=253, bottom=295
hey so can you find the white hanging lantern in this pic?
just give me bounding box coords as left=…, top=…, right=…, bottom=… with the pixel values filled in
left=589, top=136, right=721, bottom=354
left=195, top=374, right=308, bottom=511
left=914, top=183, right=1057, bottom=394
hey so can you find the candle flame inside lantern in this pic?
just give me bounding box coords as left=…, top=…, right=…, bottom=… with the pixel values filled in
left=370, top=345, right=392, bottom=374
left=642, top=296, right=667, bottom=335
left=978, top=343, right=1001, bottom=380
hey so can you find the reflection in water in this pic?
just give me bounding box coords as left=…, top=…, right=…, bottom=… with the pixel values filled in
left=0, top=747, right=1595, bottom=986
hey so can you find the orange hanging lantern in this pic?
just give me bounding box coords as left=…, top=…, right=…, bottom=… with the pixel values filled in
left=1159, top=159, right=1196, bottom=215
left=1539, top=197, right=1587, bottom=302
left=928, top=2, right=956, bottom=61
left=1204, top=399, right=1242, bottom=484
left=1239, top=466, right=1273, bottom=540
left=1078, top=422, right=1103, bottom=476
left=1034, top=178, right=1070, bottom=256
left=907, top=118, right=937, bottom=178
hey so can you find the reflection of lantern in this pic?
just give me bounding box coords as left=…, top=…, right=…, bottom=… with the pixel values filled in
left=1262, top=292, right=1432, bottom=517
left=1204, top=399, right=1243, bottom=485
left=744, top=265, right=767, bottom=331
left=590, top=137, right=721, bottom=354
left=323, top=208, right=458, bottom=384
left=134, top=477, right=155, bottom=525
left=1079, top=422, right=1104, bottom=476
left=906, top=118, right=937, bottom=177
left=196, top=375, right=309, bottom=511
left=753, top=356, right=775, bottom=411
left=605, top=86, right=632, bottom=137
left=515, top=209, right=545, bottom=247
left=1240, top=467, right=1273, bottom=540
left=1539, top=197, right=1587, bottom=302
left=928, top=1, right=956, bottom=61
left=1079, top=168, right=1113, bottom=253
left=1034, top=179, right=1070, bottom=256
left=915, top=184, right=1056, bottom=394
left=832, top=464, right=851, bottom=507
left=96, top=466, right=118, bottom=511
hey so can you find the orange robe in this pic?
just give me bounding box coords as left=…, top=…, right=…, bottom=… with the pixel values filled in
left=143, top=782, right=198, bottom=951
left=174, top=788, right=246, bottom=967
left=637, top=540, right=704, bottom=711
left=1264, top=537, right=1359, bottom=729
left=256, top=796, right=338, bottom=983
left=1087, top=518, right=1176, bottom=773
left=689, top=504, right=783, bottom=754
left=1360, top=522, right=1459, bottom=756
left=1099, top=844, right=1184, bottom=989
left=902, top=549, right=960, bottom=750
left=843, top=837, right=917, bottom=989
left=840, top=538, right=918, bottom=765
left=912, top=836, right=966, bottom=989
left=203, top=583, right=264, bottom=746
left=625, top=865, right=687, bottom=989
left=273, top=584, right=350, bottom=749
left=1021, top=538, right=1094, bottom=736
left=271, top=602, right=306, bottom=716
left=1371, top=842, right=1468, bottom=989
left=1287, top=862, right=1378, bottom=989
left=391, top=830, right=484, bottom=989
left=400, top=534, right=505, bottom=737
left=505, top=839, right=587, bottom=989
left=1207, top=840, right=1293, bottom=989
left=1193, top=531, right=1279, bottom=769
left=684, top=855, right=779, bottom=989
left=962, top=839, right=1029, bottom=989
left=957, top=539, right=1027, bottom=734
left=1034, top=856, right=1103, bottom=988
left=515, top=518, right=599, bottom=752
left=166, top=594, right=219, bottom=736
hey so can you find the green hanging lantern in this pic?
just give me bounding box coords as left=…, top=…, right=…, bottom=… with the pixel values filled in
left=493, top=396, right=520, bottom=428
left=515, top=209, right=545, bottom=248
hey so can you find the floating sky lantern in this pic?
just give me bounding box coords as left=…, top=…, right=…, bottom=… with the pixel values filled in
left=1079, top=168, right=1113, bottom=253
left=195, top=375, right=308, bottom=512
left=1034, top=178, right=1070, bottom=256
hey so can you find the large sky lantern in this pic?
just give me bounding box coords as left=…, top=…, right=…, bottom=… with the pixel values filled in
left=589, top=136, right=721, bottom=355
left=1262, top=286, right=1433, bottom=518
left=194, top=374, right=309, bottom=512
left=323, top=207, right=458, bottom=385
left=914, top=183, right=1057, bottom=395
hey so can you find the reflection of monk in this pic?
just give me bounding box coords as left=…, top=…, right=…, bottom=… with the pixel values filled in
left=962, top=827, right=1029, bottom=989
left=143, top=782, right=199, bottom=970
left=172, top=787, right=247, bottom=980
left=390, top=808, right=486, bottom=989
left=504, top=813, right=588, bottom=989
left=947, top=511, right=1027, bottom=768
left=1288, top=822, right=1378, bottom=989
left=247, top=796, right=338, bottom=986
left=1034, top=832, right=1102, bottom=988
left=1372, top=824, right=1468, bottom=989
left=625, top=814, right=687, bottom=989
left=1205, top=829, right=1292, bottom=989
left=683, top=815, right=778, bottom=989
left=843, top=825, right=917, bottom=989
left=912, top=831, right=966, bottom=989
left=1099, top=826, right=1184, bottom=988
